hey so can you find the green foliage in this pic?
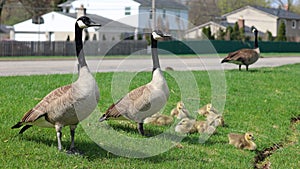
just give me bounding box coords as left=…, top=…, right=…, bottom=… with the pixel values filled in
left=202, top=26, right=215, bottom=40
left=266, top=30, right=273, bottom=41
left=0, top=64, right=300, bottom=168
left=217, top=0, right=270, bottom=14
left=275, top=21, right=287, bottom=42
left=216, top=28, right=226, bottom=40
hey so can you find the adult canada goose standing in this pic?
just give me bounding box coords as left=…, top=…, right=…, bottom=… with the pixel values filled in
left=11, top=16, right=101, bottom=153
left=221, top=26, right=260, bottom=71
left=99, top=30, right=170, bottom=135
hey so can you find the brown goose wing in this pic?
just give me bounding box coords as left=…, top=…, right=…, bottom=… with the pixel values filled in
left=99, top=85, right=151, bottom=121
left=15, top=85, right=72, bottom=125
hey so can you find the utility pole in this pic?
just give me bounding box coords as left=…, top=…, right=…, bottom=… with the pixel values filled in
left=152, top=0, right=156, bottom=31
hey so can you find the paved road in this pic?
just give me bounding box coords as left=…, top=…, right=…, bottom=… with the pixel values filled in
left=0, top=57, right=300, bottom=76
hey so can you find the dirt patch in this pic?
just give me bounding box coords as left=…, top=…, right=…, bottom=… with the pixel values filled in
left=253, top=115, right=300, bottom=169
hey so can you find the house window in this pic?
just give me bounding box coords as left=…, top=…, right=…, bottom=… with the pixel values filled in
left=163, top=9, right=166, bottom=19
left=125, top=7, right=131, bottom=15
left=292, top=20, right=296, bottom=29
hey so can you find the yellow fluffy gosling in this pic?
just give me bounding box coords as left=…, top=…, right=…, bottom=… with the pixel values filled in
left=228, top=132, right=257, bottom=150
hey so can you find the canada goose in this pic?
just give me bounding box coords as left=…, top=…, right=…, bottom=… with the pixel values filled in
left=170, top=101, right=190, bottom=119
left=221, top=26, right=260, bottom=71
left=198, top=103, right=224, bottom=127
left=228, top=132, right=257, bottom=150
left=99, top=30, right=170, bottom=135
left=11, top=16, right=101, bottom=152
left=143, top=112, right=173, bottom=126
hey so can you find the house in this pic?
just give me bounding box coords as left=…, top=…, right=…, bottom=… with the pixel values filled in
left=12, top=7, right=135, bottom=41
left=224, top=5, right=300, bottom=41
left=0, top=24, right=13, bottom=40
left=185, top=20, right=258, bottom=40
left=58, top=0, right=189, bottom=39
left=186, top=5, right=300, bottom=42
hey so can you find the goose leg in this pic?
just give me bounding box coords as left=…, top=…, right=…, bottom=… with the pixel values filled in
left=246, top=65, right=249, bottom=71
left=55, top=125, right=63, bottom=151
left=239, top=65, right=241, bottom=71
left=69, top=125, right=77, bottom=151
left=138, top=123, right=145, bottom=135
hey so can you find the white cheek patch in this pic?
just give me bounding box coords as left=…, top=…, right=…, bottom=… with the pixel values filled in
left=152, top=32, right=162, bottom=40
left=77, top=20, right=88, bottom=28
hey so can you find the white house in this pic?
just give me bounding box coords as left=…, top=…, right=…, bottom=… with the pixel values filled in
left=12, top=9, right=135, bottom=41
left=186, top=5, right=300, bottom=41
left=58, top=0, right=189, bottom=39
left=223, top=5, right=300, bottom=41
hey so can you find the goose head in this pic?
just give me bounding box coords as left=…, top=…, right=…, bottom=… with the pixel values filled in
left=76, top=16, right=101, bottom=29
left=245, top=132, right=255, bottom=141
left=251, top=26, right=258, bottom=33
left=152, top=30, right=171, bottom=40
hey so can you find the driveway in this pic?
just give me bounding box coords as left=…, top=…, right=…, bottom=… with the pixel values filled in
left=0, top=57, right=300, bottom=76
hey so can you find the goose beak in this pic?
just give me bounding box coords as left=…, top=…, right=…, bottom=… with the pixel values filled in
left=89, top=21, right=101, bottom=27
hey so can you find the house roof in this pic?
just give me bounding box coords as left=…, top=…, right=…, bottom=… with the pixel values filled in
left=58, top=0, right=188, bottom=10
left=0, top=25, right=13, bottom=33
left=58, top=0, right=75, bottom=7
left=62, top=12, right=135, bottom=29
left=223, top=5, right=300, bottom=20
left=186, top=20, right=258, bottom=35
left=133, top=0, right=188, bottom=10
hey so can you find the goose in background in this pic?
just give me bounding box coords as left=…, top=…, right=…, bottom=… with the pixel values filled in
left=228, top=132, right=257, bottom=150
left=221, top=26, right=260, bottom=71
left=12, top=16, right=101, bottom=153
left=175, top=118, right=215, bottom=134
left=99, top=30, right=170, bottom=135
left=170, top=101, right=191, bottom=119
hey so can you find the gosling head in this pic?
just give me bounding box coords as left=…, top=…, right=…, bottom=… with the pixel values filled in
left=245, top=132, right=255, bottom=141
left=76, top=16, right=101, bottom=29
left=177, top=101, right=185, bottom=110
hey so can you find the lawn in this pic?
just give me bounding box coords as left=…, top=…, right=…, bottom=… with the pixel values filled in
left=0, top=64, right=299, bottom=168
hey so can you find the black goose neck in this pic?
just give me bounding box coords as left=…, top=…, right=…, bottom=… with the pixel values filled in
left=254, top=31, right=258, bottom=49
left=151, top=34, right=160, bottom=70
left=75, top=23, right=87, bottom=68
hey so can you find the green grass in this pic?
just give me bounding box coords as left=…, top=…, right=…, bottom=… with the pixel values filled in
left=0, top=52, right=299, bottom=61
left=0, top=64, right=300, bottom=168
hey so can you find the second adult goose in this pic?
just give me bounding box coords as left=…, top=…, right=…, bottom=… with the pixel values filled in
left=11, top=16, right=101, bottom=153
left=99, top=30, right=170, bottom=135
left=221, top=26, right=260, bottom=71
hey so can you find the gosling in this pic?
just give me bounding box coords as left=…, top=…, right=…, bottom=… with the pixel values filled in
left=228, top=132, right=257, bottom=150
left=170, top=101, right=190, bottom=119
left=198, top=103, right=224, bottom=127
left=144, top=112, right=173, bottom=126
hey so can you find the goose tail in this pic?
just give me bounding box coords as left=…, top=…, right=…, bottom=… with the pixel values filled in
left=99, top=114, right=107, bottom=122
left=221, top=58, right=229, bottom=63
left=11, top=122, right=23, bottom=129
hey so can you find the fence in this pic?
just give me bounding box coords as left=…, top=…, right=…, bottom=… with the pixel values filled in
left=0, top=40, right=148, bottom=56
left=158, top=40, right=300, bottom=54
left=0, top=40, right=299, bottom=56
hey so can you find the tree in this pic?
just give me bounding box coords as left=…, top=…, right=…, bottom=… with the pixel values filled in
left=187, top=0, right=220, bottom=26
left=0, top=0, right=6, bottom=23
left=202, top=26, right=214, bottom=40
left=266, top=30, right=273, bottom=41
left=216, top=28, right=226, bottom=40
left=275, top=21, right=287, bottom=41
left=217, top=0, right=270, bottom=14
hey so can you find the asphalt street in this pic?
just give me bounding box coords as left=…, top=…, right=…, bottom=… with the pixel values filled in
left=0, top=57, right=300, bottom=76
